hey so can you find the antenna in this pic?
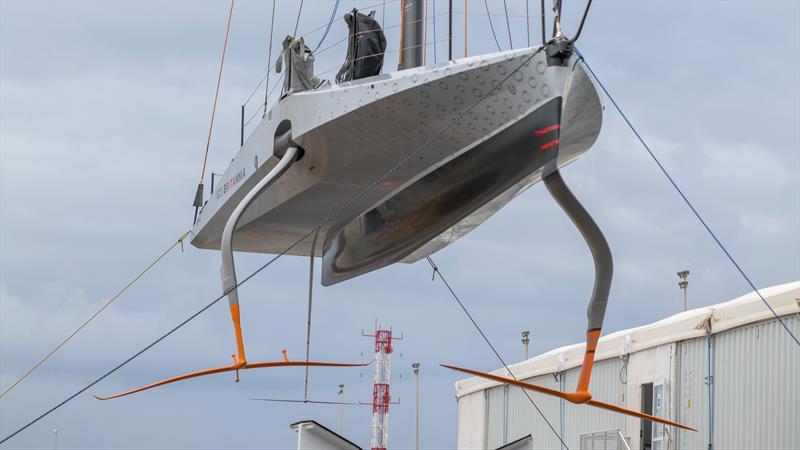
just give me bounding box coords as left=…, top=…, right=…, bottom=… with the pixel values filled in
left=362, top=322, right=402, bottom=450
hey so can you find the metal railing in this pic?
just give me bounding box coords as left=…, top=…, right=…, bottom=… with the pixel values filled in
left=579, top=429, right=631, bottom=450
left=237, top=4, right=547, bottom=147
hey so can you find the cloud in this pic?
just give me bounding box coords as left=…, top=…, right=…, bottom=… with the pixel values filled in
left=2, top=0, right=799, bottom=448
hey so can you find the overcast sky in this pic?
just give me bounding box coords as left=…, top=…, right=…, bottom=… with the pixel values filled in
left=1, top=1, right=798, bottom=449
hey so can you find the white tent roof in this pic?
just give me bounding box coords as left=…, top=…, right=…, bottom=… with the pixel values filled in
left=455, top=281, right=800, bottom=398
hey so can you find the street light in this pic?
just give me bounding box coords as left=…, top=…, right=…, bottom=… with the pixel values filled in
left=522, top=331, right=530, bottom=360
left=412, top=363, right=421, bottom=450
left=338, top=384, right=345, bottom=435
left=52, top=428, right=59, bottom=450
left=678, top=270, right=690, bottom=311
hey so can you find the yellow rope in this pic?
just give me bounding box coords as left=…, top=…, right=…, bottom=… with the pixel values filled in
left=0, top=231, right=190, bottom=399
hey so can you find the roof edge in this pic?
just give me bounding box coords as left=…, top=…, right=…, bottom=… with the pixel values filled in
left=455, top=281, right=800, bottom=398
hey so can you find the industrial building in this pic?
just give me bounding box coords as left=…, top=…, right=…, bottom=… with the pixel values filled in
left=455, top=281, right=800, bottom=450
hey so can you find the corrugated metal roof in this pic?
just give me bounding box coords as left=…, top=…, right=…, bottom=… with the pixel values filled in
left=455, top=281, right=800, bottom=398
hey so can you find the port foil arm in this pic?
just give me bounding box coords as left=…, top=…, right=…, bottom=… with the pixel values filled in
left=543, top=169, right=612, bottom=401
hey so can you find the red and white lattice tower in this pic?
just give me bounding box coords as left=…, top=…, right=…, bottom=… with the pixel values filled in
left=365, top=326, right=393, bottom=450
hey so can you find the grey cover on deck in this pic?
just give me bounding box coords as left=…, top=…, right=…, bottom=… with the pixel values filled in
left=277, top=36, right=323, bottom=96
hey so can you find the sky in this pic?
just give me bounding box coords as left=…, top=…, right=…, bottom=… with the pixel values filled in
left=1, top=0, right=798, bottom=449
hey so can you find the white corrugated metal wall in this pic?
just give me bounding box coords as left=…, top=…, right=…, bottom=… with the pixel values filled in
left=677, top=335, right=711, bottom=450
left=481, top=359, right=627, bottom=449
left=461, top=314, right=800, bottom=450
left=676, top=314, right=800, bottom=450
left=487, top=384, right=507, bottom=448
left=507, top=374, right=563, bottom=449
left=458, top=390, right=487, bottom=449
left=710, top=315, right=800, bottom=450
left=562, top=357, right=626, bottom=445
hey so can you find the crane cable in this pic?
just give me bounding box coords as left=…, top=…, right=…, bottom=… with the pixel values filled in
left=312, top=0, right=341, bottom=54
left=0, top=231, right=190, bottom=400
left=574, top=47, right=800, bottom=347
left=426, top=256, right=570, bottom=450
left=193, top=0, right=235, bottom=222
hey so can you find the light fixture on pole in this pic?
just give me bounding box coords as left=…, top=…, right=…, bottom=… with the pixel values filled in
left=678, top=270, right=690, bottom=312
left=521, top=330, right=530, bottom=360
left=52, top=428, right=58, bottom=450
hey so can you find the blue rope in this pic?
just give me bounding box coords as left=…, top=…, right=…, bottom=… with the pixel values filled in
left=313, top=0, right=342, bottom=53
left=574, top=47, right=800, bottom=347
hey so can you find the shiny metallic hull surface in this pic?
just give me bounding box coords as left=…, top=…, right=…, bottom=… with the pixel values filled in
left=190, top=47, right=601, bottom=281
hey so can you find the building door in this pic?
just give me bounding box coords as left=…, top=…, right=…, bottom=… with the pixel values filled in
left=640, top=382, right=653, bottom=450
left=652, top=379, right=667, bottom=450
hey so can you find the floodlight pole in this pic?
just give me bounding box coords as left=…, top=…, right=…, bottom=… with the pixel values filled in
left=522, top=331, right=530, bottom=360
left=678, top=270, right=690, bottom=311
left=338, top=384, right=345, bottom=434
left=412, top=362, right=421, bottom=450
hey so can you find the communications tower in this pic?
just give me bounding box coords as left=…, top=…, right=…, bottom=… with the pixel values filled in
left=363, top=325, right=399, bottom=450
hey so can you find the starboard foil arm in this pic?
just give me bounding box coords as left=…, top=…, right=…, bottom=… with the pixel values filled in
left=95, top=360, right=369, bottom=400
left=441, top=364, right=696, bottom=431
left=220, top=146, right=301, bottom=368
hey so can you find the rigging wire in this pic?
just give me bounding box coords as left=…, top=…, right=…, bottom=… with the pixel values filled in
left=293, top=0, right=305, bottom=37
left=243, top=0, right=400, bottom=114
left=573, top=48, right=800, bottom=347
left=0, top=231, right=190, bottom=400
left=312, top=0, right=341, bottom=54
left=540, top=0, right=545, bottom=45
left=432, top=0, right=437, bottom=63
left=502, top=0, right=513, bottom=49
left=0, top=242, right=287, bottom=445
left=243, top=0, right=464, bottom=113
left=425, top=257, right=570, bottom=450
left=526, top=0, right=531, bottom=47
left=423, top=0, right=428, bottom=65
left=1, top=42, right=549, bottom=446
left=483, top=0, right=502, bottom=51
left=263, top=0, right=277, bottom=118
left=195, top=0, right=235, bottom=220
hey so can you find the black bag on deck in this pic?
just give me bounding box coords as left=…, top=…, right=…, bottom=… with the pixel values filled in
left=335, top=9, right=387, bottom=83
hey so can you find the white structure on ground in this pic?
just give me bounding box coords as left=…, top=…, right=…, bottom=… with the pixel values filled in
left=455, top=281, right=800, bottom=450
left=291, top=420, right=362, bottom=450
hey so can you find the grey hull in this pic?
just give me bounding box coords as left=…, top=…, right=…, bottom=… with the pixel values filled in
left=190, top=46, right=602, bottom=284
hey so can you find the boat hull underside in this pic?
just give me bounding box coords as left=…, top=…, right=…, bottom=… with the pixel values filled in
left=322, top=98, right=562, bottom=285
left=190, top=47, right=602, bottom=285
